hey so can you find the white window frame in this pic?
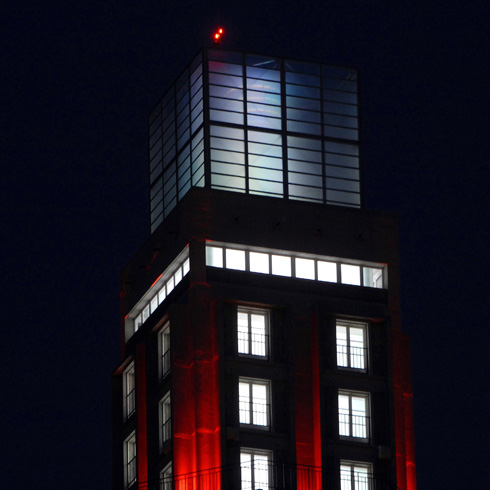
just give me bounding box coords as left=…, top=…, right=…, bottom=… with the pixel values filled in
left=338, top=391, right=370, bottom=441
left=240, top=448, right=272, bottom=490
left=340, top=461, right=372, bottom=490
left=124, top=432, right=137, bottom=488
left=160, top=462, right=172, bottom=490
left=239, top=378, right=271, bottom=428
left=159, top=393, right=172, bottom=448
left=336, top=320, right=368, bottom=371
left=123, top=363, right=136, bottom=420
left=159, top=323, right=171, bottom=379
left=237, top=307, right=269, bottom=358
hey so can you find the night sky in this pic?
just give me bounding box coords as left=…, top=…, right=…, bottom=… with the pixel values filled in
left=2, top=1, right=489, bottom=489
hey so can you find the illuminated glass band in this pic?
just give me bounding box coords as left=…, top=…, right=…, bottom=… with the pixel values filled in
left=149, top=49, right=360, bottom=232
left=125, top=248, right=190, bottom=340
left=206, top=242, right=385, bottom=289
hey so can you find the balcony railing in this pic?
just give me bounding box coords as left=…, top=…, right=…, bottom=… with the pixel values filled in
left=131, top=462, right=400, bottom=490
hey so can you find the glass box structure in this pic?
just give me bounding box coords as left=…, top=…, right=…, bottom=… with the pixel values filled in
left=149, top=48, right=361, bottom=232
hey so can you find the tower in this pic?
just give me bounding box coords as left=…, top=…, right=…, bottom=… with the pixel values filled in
left=112, top=47, right=416, bottom=490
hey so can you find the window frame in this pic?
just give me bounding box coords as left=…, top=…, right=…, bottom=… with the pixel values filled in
left=338, top=391, right=370, bottom=442
left=159, top=322, right=171, bottom=380
left=124, top=432, right=137, bottom=488
left=237, top=306, right=270, bottom=359
left=160, top=462, right=172, bottom=490
left=123, top=362, right=136, bottom=420
left=159, top=392, right=172, bottom=449
left=239, top=377, right=271, bottom=429
left=336, top=320, right=368, bottom=372
left=240, top=448, right=273, bottom=490
left=340, top=461, right=372, bottom=490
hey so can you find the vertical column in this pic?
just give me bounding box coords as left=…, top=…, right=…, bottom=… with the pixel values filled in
left=135, top=344, right=148, bottom=486
left=172, top=239, right=221, bottom=490
left=294, top=309, right=322, bottom=490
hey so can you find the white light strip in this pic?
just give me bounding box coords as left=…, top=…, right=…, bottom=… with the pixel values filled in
left=206, top=242, right=386, bottom=289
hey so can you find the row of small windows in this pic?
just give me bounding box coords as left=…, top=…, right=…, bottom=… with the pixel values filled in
left=125, top=248, right=189, bottom=341
left=206, top=243, right=385, bottom=289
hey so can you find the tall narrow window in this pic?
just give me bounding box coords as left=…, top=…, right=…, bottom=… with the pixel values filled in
left=237, top=307, right=269, bottom=358
left=340, top=461, right=371, bottom=490
left=240, top=449, right=272, bottom=490
left=160, top=462, right=172, bottom=490
left=239, top=378, right=270, bottom=428
left=336, top=321, right=367, bottom=370
left=159, top=323, right=171, bottom=379
left=338, top=392, right=369, bottom=440
left=124, top=432, right=137, bottom=488
left=123, top=363, right=135, bottom=419
left=160, top=393, right=172, bottom=448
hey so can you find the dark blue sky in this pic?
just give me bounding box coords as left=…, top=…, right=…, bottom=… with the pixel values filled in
left=2, top=1, right=489, bottom=489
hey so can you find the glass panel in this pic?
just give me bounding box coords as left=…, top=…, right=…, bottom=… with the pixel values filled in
left=288, top=184, right=323, bottom=201
left=246, top=79, right=281, bottom=93
left=271, top=255, right=291, bottom=276
left=295, top=257, right=315, bottom=279
left=209, top=84, right=244, bottom=100
left=318, top=261, right=337, bottom=282
left=208, top=72, right=243, bottom=88
left=237, top=311, right=249, bottom=355
left=226, top=249, right=246, bottom=271
left=211, top=174, right=246, bottom=190
left=208, top=61, right=243, bottom=76
left=211, top=137, right=245, bottom=152
left=206, top=246, right=223, bottom=267
left=210, top=110, right=244, bottom=125
left=251, top=313, right=266, bottom=357
left=341, top=264, right=361, bottom=286
left=247, top=115, right=282, bottom=130
left=247, top=90, right=281, bottom=105
left=246, top=66, right=281, bottom=81
left=239, top=382, right=250, bottom=424
left=249, top=179, right=283, bottom=196
left=250, top=252, right=269, bottom=274
left=211, top=149, right=245, bottom=165
left=336, top=325, right=348, bottom=367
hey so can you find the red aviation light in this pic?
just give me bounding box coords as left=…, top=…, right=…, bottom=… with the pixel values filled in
left=213, top=27, right=224, bottom=43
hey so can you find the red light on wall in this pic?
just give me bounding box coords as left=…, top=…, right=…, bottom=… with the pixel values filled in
left=213, top=27, right=224, bottom=43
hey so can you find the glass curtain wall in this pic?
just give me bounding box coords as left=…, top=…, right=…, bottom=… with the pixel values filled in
left=149, top=49, right=361, bottom=232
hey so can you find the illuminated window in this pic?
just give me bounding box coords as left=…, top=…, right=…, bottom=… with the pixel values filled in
left=124, top=432, right=137, bottom=488
left=340, top=462, right=371, bottom=490
left=239, top=378, right=270, bottom=428
left=123, top=363, right=135, bottom=420
left=249, top=251, right=269, bottom=274
left=160, top=463, right=172, bottom=490
left=336, top=321, right=367, bottom=370
left=159, top=393, right=172, bottom=448
left=240, top=449, right=272, bottom=490
left=341, top=264, right=361, bottom=286
left=271, top=254, right=291, bottom=276
left=159, top=323, right=171, bottom=379
left=295, top=257, right=315, bottom=279
left=226, top=248, right=246, bottom=270
left=317, top=260, right=337, bottom=282
left=237, top=307, right=269, bottom=358
left=338, top=392, right=369, bottom=440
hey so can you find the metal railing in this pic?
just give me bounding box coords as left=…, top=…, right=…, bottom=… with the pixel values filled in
left=131, top=462, right=400, bottom=490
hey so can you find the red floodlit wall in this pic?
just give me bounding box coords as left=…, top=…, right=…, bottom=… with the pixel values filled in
left=136, top=344, right=148, bottom=486
left=172, top=280, right=221, bottom=490
left=392, top=328, right=417, bottom=490
left=294, top=311, right=322, bottom=490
